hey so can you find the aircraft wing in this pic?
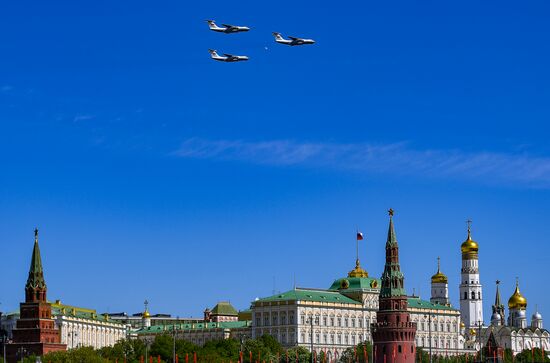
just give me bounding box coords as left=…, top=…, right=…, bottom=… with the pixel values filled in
left=221, top=24, right=235, bottom=29
left=223, top=53, right=235, bottom=57
left=288, top=36, right=301, bottom=40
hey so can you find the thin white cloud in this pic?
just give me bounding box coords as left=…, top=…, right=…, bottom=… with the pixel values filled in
left=73, top=114, right=95, bottom=122
left=1, top=85, right=13, bottom=92
left=172, top=138, right=550, bottom=188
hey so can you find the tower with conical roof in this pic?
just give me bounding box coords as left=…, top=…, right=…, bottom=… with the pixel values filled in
left=6, top=229, right=66, bottom=363
left=430, top=257, right=450, bottom=306
left=372, top=210, right=416, bottom=363
left=491, top=280, right=505, bottom=326
left=459, top=221, right=484, bottom=329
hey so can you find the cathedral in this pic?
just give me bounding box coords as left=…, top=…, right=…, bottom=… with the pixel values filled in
left=475, top=278, right=549, bottom=355
left=457, top=225, right=550, bottom=356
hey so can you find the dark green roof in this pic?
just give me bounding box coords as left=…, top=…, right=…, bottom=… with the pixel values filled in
left=51, top=301, right=124, bottom=324
left=136, top=320, right=251, bottom=334
left=26, top=230, right=46, bottom=290
left=328, top=277, right=380, bottom=291
left=407, top=297, right=457, bottom=311
left=211, top=302, right=238, bottom=316
left=254, top=288, right=361, bottom=305
left=380, top=216, right=406, bottom=298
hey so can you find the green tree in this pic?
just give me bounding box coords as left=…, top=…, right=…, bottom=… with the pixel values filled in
left=283, top=346, right=311, bottom=363
left=338, top=341, right=373, bottom=363
left=98, top=338, right=147, bottom=363
left=242, top=335, right=282, bottom=363
left=513, top=347, right=550, bottom=363
left=27, top=346, right=109, bottom=363
left=150, top=334, right=174, bottom=362
left=175, top=339, right=200, bottom=363
left=201, top=338, right=240, bottom=363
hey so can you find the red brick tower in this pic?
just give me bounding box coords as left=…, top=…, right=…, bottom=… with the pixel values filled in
left=6, top=229, right=66, bottom=362
left=372, top=210, right=416, bottom=363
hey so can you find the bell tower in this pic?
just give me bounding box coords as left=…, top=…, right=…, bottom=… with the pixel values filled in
left=459, top=221, right=484, bottom=329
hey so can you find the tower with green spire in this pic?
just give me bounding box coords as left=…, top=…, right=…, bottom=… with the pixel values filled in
left=491, top=280, right=505, bottom=326
left=372, top=210, right=416, bottom=363
left=25, top=228, right=47, bottom=302
left=6, top=229, right=66, bottom=363
left=379, top=210, right=406, bottom=298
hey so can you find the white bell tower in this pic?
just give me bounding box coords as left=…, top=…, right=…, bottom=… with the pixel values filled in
left=459, top=221, right=484, bottom=329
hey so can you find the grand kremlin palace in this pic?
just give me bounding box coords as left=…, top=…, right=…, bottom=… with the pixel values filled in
left=135, top=217, right=549, bottom=358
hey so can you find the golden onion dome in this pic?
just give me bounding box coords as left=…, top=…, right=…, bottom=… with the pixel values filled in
left=508, top=280, right=527, bottom=310
left=460, top=322, right=465, bottom=328
left=431, top=257, right=448, bottom=284
left=348, top=259, right=369, bottom=278
left=461, top=225, right=479, bottom=256
left=431, top=271, right=448, bottom=284
left=143, top=310, right=150, bottom=318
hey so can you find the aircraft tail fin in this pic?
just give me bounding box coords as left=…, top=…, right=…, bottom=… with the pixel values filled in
left=208, top=49, right=219, bottom=57
left=272, top=32, right=284, bottom=41
left=206, top=20, right=219, bottom=29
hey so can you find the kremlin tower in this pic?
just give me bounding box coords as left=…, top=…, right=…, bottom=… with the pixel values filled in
left=372, top=210, right=416, bottom=363
left=459, top=221, right=484, bottom=329
left=6, top=229, right=66, bottom=363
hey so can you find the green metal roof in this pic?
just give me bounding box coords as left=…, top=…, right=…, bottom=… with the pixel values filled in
left=51, top=302, right=124, bottom=324
left=406, top=297, right=457, bottom=311
left=254, top=288, right=361, bottom=305
left=328, top=277, right=381, bottom=291
left=211, top=302, right=238, bottom=316
left=26, top=231, right=46, bottom=290
left=136, top=320, right=251, bottom=334
left=380, top=216, right=406, bottom=298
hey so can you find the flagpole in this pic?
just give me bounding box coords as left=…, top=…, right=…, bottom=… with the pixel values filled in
left=355, top=226, right=359, bottom=263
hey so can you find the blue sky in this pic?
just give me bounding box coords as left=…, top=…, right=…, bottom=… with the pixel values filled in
left=1, top=1, right=549, bottom=321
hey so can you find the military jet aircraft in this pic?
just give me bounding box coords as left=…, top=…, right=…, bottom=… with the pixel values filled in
left=272, top=32, right=315, bottom=46
left=208, top=49, right=249, bottom=62
left=206, top=20, right=250, bottom=34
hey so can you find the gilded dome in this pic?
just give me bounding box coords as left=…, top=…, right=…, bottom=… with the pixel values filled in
left=348, top=259, right=369, bottom=278
left=461, top=222, right=479, bottom=261
left=431, top=257, right=448, bottom=284
left=143, top=310, right=150, bottom=318
left=431, top=271, right=448, bottom=284
left=508, top=281, right=527, bottom=310
left=461, top=229, right=479, bottom=255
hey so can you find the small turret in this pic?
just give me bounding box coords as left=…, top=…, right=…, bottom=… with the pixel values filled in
left=491, top=280, right=506, bottom=326
left=491, top=312, right=502, bottom=326
left=142, top=299, right=151, bottom=328
left=531, top=306, right=543, bottom=329
left=430, top=257, right=450, bottom=306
